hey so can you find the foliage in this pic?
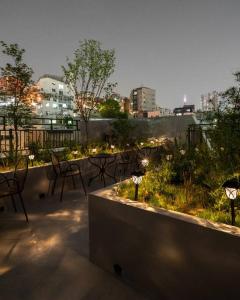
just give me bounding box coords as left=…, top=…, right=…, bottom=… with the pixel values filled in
left=0, top=41, right=34, bottom=121
left=112, top=119, right=135, bottom=145
left=117, top=142, right=240, bottom=228
left=28, top=141, right=42, bottom=160
left=0, top=41, right=34, bottom=161
left=63, top=115, right=74, bottom=129
left=206, top=72, right=240, bottom=172
left=62, top=39, right=116, bottom=145
left=99, top=99, right=127, bottom=119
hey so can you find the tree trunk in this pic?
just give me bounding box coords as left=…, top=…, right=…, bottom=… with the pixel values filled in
left=14, top=119, right=18, bottom=163
left=84, top=120, right=89, bottom=148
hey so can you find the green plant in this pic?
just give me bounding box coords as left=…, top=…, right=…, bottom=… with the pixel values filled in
left=62, top=39, right=116, bottom=146
left=0, top=41, right=34, bottom=162
left=99, top=99, right=127, bottom=119
left=28, top=141, right=42, bottom=159
left=112, top=119, right=135, bottom=146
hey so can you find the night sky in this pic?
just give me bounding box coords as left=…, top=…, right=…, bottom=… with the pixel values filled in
left=1, top=0, right=240, bottom=109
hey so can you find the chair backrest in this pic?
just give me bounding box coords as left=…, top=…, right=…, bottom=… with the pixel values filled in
left=14, top=156, right=29, bottom=192
left=120, top=151, right=131, bottom=162
left=51, top=152, right=62, bottom=176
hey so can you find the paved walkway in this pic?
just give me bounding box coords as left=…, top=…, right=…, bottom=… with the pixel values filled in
left=0, top=183, right=147, bottom=300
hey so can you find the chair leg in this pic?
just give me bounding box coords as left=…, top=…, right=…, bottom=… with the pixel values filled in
left=71, top=176, right=76, bottom=189
left=11, top=195, right=17, bottom=212
left=103, top=174, right=106, bottom=187
left=51, top=177, right=57, bottom=196
left=18, top=193, right=29, bottom=223
left=60, top=177, right=65, bottom=202
left=47, top=181, right=51, bottom=195
left=79, top=173, right=87, bottom=196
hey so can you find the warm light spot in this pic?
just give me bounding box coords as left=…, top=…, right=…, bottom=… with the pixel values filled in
left=29, top=234, right=61, bottom=256
left=160, top=246, right=184, bottom=264
left=0, top=265, right=12, bottom=276
left=47, top=211, right=71, bottom=218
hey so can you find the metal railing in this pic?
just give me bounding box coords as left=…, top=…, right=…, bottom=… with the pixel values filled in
left=0, top=115, right=79, bottom=131
left=0, top=115, right=82, bottom=153
left=187, top=123, right=240, bottom=149
left=0, top=128, right=82, bottom=153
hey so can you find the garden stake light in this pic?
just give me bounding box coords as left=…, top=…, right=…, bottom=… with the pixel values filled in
left=141, top=158, right=149, bottom=167
left=222, top=177, right=240, bottom=226
left=180, top=149, right=186, bottom=155
left=28, top=154, right=35, bottom=167
left=72, top=150, right=78, bottom=159
left=131, top=170, right=145, bottom=201
left=166, top=154, right=173, bottom=161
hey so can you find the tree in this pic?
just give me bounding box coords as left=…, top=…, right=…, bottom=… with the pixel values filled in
left=0, top=41, right=34, bottom=160
left=99, top=98, right=127, bottom=118
left=62, top=39, right=115, bottom=146
left=112, top=119, right=135, bottom=146
left=207, top=72, right=240, bottom=172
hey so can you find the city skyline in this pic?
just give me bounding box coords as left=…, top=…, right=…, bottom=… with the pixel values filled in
left=1, top=0, right=240, bottom=109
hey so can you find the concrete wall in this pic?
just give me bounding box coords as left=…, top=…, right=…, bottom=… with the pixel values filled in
left=78, top=120, right=113, bottom=143
left=79, top=115, right=194, bottom=143
left=89, top=188, right=240, bottom=300
left=2, top=157, right=96, bottom=204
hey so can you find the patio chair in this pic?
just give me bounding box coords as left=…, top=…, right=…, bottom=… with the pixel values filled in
left=50, top=151, right=86, bottom=202
left=0, top=156, right=29, bottom=222
left=115, top=151, right=135, bottom=179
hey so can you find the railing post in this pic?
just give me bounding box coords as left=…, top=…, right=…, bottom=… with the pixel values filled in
left=3, top=116, right=6, bottom=131
left=50, top=119, right=53, bottom=130
left=9, top=129, right=14, bottom=158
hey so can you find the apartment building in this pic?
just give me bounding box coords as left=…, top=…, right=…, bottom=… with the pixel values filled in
left=35, top=74, right=74, bottom=117
left=130, top=87, right=156, bottom=116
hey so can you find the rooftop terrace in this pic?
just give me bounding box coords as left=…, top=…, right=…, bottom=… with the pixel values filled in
left=0, top=182, right=147, bottom=300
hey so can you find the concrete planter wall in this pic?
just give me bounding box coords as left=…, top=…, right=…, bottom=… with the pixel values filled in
left=1, top=150, right=135, bottom=203
left=89, top=185, right=240, bottom=300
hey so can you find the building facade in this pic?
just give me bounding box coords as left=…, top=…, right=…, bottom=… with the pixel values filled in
left=130, top=87, right=156, bottom=116
left=201, top=91, right=220, bottom=112
left=173, top=104, right=195, bottom=115
left=35, top=74, right=74, bottom=117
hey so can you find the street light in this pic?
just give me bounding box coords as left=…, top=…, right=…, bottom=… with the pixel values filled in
left=222, top=177, right=240, bottom=225
left=131, top=170, right=145, bottom=201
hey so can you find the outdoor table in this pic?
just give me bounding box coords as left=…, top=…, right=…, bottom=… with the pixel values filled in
left=88, top=153, right=117, bottom=187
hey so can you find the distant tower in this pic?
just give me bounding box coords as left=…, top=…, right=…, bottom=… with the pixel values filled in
left=183, top=94, right=187, bottom=105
